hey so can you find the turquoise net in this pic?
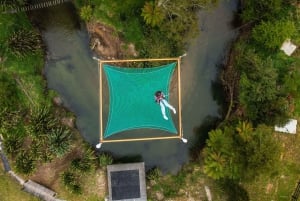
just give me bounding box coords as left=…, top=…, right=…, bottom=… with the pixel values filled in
left=103, top=62, right=178, bottom=138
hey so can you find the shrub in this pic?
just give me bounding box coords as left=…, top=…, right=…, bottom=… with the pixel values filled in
left=252, top=20, right=296, bottom=51
left=98, top=153, right=113, bottom=168
left=15, top=150, right=36, bottom=174
left=28, top=106, right=57, bottom=137
left=146, top=167, right=161, bottom=181
left=48, top=127, right=71, bottom=157
left=71, top=148, right=96, bottom=173
left=61, top=171, right=82, bottom=194
left=241, top=0, right=283, bottom=22
left=3, top=129, right=24, bottom=156
left=8, top=29, right=42, bottom=57
left=80, top=5, right=93, bottom=21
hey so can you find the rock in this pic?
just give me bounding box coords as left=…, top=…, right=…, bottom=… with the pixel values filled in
left=61, top=117, right=75, bottom=128
left=156, top=191, right=164, bottom=201
left=53, top=96, right=63, bottom=106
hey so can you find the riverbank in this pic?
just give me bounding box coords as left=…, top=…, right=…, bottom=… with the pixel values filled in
left=87, top=22, right=137, bottom=59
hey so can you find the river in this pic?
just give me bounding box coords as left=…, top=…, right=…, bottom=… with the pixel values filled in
left=30, top=0, right=238, bottom=173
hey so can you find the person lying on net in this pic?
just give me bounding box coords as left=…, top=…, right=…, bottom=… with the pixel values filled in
left=154, top=90, right=176, bottom=120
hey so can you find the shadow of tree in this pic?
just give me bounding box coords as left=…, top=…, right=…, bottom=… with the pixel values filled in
left=189, top=115, right=221, bottom=160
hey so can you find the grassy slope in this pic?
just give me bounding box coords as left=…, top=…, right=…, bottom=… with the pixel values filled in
left=243, top=129, right=300, bottom=201
left=0, top=12, right=49, bottom=108
left=0, top=168, right=39, bottom=201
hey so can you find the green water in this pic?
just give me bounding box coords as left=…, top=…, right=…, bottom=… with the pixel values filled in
left=30, top=0, right=238, bottom=173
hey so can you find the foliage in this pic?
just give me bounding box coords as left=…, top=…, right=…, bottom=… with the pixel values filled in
left=156, top=0, right=207, bottom=51
left=0, top=72, right=21, bottom=109
left=146, top=167, right=162, bottom=181
left=28, top=106, right=57, bottom=137
left=2, top=126, right=25, bottom=156
left=236, top=125, right=281, bottom=180
left=80, top=5, right=93, bottom=21
left=15, top=150, right=36, bottom=174
left=48, top=127, right=72, bottom=157
left=8, top=29, right=42, bottom=57
left=62, top=171, right=82, bottom=194
left=203, top=128, right=236, bottom=180
left=75, top=0, right=218, bottom=58
left=241, top=0, right=284, bottom=22
left=235, top=47, right=290, bottom=125
left=97, top=153, right=113, bottom=168
left=141, top=1, right=165, bottom=27
left=0, top=0, right=28, bottom=11
left=71, top=148, right=96, bottom=173
left=203, top=122, right=281, bottom=181
left=252, top=20, right=296, bottom=51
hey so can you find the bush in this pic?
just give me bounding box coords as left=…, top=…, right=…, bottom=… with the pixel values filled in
left=252, top=20, right=296, bottom=51
left=241, top=0, right=283, bottom=22
left=98, top=153, right=113, bottom=168
left=48, top=127, right=71, bottom=157
left=146, top=167, right=161, bottom=181
left=8, top=29, right=42, bottom=57
left=61, top=171, right=82, bottom=194
left=71, top=148, right=96, bottom=173
left=80, top=5, right=93, bottom=21
left=3, top=128, right=25, bottom=156
left=15, top=150, right=36, bottom=174
left=28, top=106, right=57, bottom=137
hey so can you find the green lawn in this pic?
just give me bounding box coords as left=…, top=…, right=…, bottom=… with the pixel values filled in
left=0, top=170, right=40, bottom=201
left=243, top=127, right=300, bottom=201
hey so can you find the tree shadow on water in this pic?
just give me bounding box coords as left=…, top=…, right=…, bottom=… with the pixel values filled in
left=189, top=115, right=221, bottom=160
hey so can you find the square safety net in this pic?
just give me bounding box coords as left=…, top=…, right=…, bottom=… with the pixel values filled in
left=101, top=62, right=178, bottom=139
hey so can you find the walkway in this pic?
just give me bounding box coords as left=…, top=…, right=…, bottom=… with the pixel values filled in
left=2, top=0, right=71, bottom=14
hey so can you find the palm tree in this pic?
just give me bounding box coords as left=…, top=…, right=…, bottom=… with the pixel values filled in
left=204, top=151, right=226, bottom=179
left=236, top=121, right=253, bottom=142
left=141, top=1, right=165, bottom=27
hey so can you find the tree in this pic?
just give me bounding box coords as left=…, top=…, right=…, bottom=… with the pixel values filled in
left=141, top=1, right=165, bottom=27
left=237, top=125, right=280, bottom=180
left=203, top=122, right=280, bottom=181
left=204, top=128, right=237, bottom=180
left=241, top=0, right=283, bottom=22
left=237, top=49, right=289, bottom=125
left=80, top=5, right=93, bottom=21
left=252, top=20, right=296, bottom=51
left=235, top=121, right=253, bottom=142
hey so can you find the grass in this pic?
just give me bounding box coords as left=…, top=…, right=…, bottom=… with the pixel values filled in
left=147, top=163, right=226, bottom=201
left=242, top=127, right=300, bottom=201
left=55, top=169, right=106, bottom=201
left=0, top=12, right=49, bottom=109
left=0, top=169, right=40, bottom=201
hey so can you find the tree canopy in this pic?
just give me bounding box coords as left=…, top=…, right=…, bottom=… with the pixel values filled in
left=204, top=122, right=280, bottom=181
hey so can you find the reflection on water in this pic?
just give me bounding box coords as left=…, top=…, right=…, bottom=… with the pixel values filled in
left=30, top=0, right=237, bottom=173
